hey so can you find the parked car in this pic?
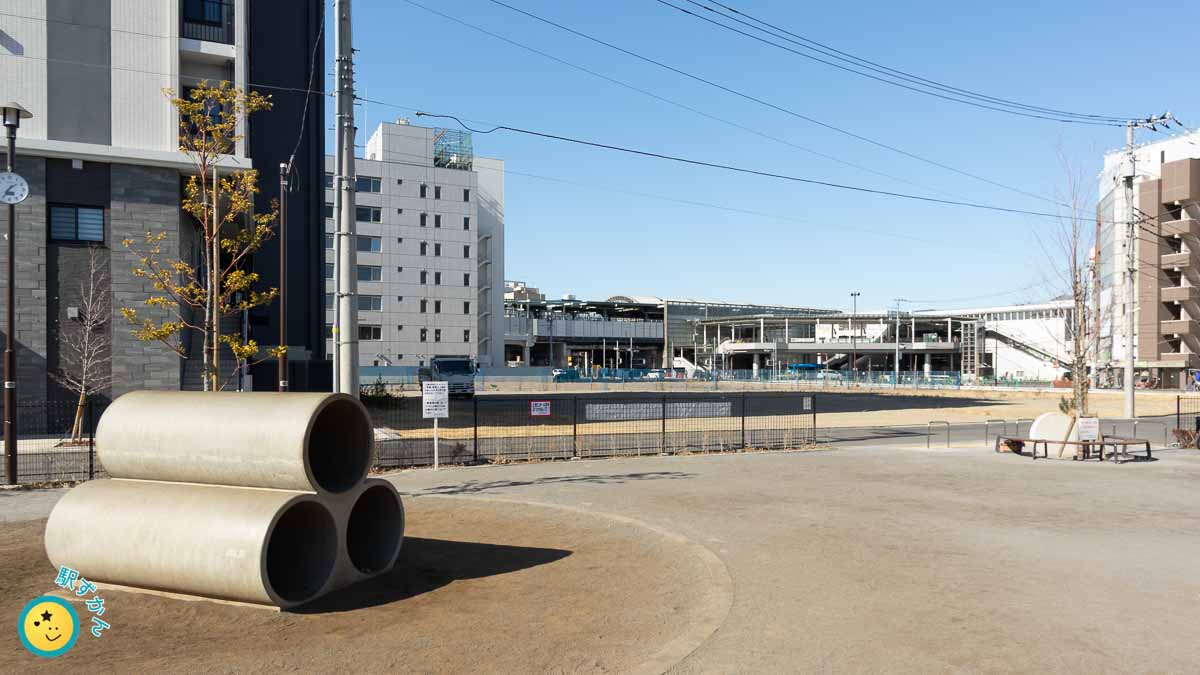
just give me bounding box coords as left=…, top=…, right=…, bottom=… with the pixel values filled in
left=815, top=370, right=844, bottom=382
left=644, top=370, right=665, bottom=380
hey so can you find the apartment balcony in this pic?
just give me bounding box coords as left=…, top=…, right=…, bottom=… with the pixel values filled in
left=1160, top=252, right=1192, bottom=270
left=1161, top=285, right=1199, bottom=303
left=1161, top=319, right=1199, bottom=336
left=1162, top=157, right=1200, bottom=204
left=1161, top=218, right=1200, bottom=239
left=181, top=0, right=234, bottom=45
left=1161, top=351, right=1199, bottom=368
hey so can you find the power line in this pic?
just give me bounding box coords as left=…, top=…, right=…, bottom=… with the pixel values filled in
left=480, top=0, right=1067, bottom=206
left=414, top=111, right=1138, bottom=225
left=394, top=0, right=986, bottom=205
left=664, top=0, right=1132, bottom=124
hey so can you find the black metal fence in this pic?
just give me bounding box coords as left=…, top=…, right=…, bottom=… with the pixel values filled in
left=365, top=392, right=817, bottom=470
left=1, top=400, right=106, bottom=484
left=1178, top=396, right=1200, bottom=433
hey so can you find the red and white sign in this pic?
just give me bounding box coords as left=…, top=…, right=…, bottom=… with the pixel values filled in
left=530, top=400, right=552, bottom=417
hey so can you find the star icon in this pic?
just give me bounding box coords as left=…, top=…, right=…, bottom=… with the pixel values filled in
left=40, top=610, right=52, bottom=622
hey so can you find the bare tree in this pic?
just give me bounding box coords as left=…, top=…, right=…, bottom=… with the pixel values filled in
left=53, top=245, right=112, bottom=442
left=1038, top=151, right=1095, bottom=417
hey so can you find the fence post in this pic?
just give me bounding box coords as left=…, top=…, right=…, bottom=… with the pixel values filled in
left=472, top=395, right=479, bottom=463
left=572, top=395, right=579, bottom=458
left=661, top=394, right=668, bottom=454
left=87, top=398, right=95, bottom=480
left=741, top=391, right=747, bottom=450
left=810, top=394, right=817, bottom=444
left=1177, top=395, right=1181, bottom=434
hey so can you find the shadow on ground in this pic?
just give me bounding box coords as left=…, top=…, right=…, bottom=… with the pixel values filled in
left=296, top=537, right=572, bottom=613
left=403, top=470, right=696, bottom=496
left=817, top=392, right=1008, bottom=414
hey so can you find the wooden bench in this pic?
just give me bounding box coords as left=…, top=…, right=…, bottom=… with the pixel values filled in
left=994, top=435, right=1152, bottom=462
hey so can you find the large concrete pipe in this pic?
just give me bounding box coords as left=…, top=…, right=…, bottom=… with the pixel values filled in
left=324, top=478, right=406, bottom=592
left=45, top=480, right=338, bottom=608
left=96, top=392, right=372, bottom=494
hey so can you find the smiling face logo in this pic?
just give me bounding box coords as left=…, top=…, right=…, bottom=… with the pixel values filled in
left=18, top=596, right=78, bottom=658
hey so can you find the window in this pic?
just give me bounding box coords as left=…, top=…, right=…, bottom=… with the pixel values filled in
left=434, top=272, right=442, bottom=285
left=396, top=295, right=403, bottom=302
left=323, top=234, right=333, bottom=249
left=396, top=178, right=403, bottom=185
left=358, top=325, right=382, bottom=340
left=396, top=266, right=403, bottom=273
left=357, top=265, right=382, bottom=282
left=434, top=214, right=441, bottom=228
left=464, top=329, right=471, bottom=342
left=396, top=208, right=403, bottom=215
left=464, top=301, right=470, bottom=314
left=419, top=183, right=427, bottom=198
left=324, top=323, right=333, bottom=338
left=419, top=242, right=428, bottom=256
left=420, top=270, right=428, bottom=284
left=434, top=185, right=441, bottom=200
left=463, top=273, right=470, bottom=286
left=49, top=206, right=104, bottom=242
left=463, top=188, right=470, bottom=202
left=323, top=263, right=334, bottom=279
left=463, top=245, right=470, bottom=258
left=357, top=236, right=381, bottom=253
left=419, top=213, right=427, bottom=227
left=434, top=329, right=442, bottom=342
left=358, top=295, right=382, bottom=311
left=323, top=202, right=333, bottom=218
left=420, top=299, right=428, bottom=313
left=323, top=172, right=334, bottom=188
left=434, top=300, right=442, bottom=314
left=463, top=216, right=470, bottom=230
left=434, top=243, right=442, bottom=257
left=356, top=206, right=381, bottom=223
left=324, top=293, right=333, bottom=307
left=355, top=176, right=381, bottom=193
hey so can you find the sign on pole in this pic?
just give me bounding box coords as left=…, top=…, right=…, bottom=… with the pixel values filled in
left=530, top=400, right=551, bottom=417
left=422, top=382, right=449, bottom=469
left=1076, top=416, right=1100, bottom=442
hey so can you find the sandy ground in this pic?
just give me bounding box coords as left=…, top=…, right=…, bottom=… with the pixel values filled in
left=0, top=497, right=726, bottom=673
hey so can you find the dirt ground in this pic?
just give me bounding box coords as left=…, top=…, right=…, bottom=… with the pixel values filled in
left=0, top=497, right=725, bottom=673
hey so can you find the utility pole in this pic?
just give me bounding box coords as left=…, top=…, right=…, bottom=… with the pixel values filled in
left=850, top=291, right=860, bottom=383
left=893, top=298, right=906, bottom=389
left=1121, top=112, right=1180, bottom=418
left=334, top=0, right=359, bottom=395
left=278, top=163, right=289, bottom=391
left=2, top=103, right=31, bottom=485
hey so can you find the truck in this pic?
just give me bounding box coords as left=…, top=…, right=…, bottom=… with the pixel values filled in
left=419, top=356, right=476, bottom=397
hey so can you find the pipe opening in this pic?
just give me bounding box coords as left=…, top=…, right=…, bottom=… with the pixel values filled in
left=266, top=501, right=338, bottom=604
left=307, top=397, right=372, bottom=493
left=347, top=485, right=405, bottom=574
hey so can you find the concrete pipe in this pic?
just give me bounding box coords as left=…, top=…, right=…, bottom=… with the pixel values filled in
left=323, top=479, right=406, bottom=593
left=97, top=391, right=373, bottom=494
left=45, top=480, right=338, bottom=608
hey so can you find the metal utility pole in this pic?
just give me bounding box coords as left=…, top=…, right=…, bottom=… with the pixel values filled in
left=1120, top=112, right=1179, bottom=417
left=2, top=103, right=31, bottom=485
left=278, top=163, right=289, bottom=391
left=333, top=0, right=359, bottom=395
left=850, top=291, right=860, bottom=382
left=893, top=298, right=905, bottom=389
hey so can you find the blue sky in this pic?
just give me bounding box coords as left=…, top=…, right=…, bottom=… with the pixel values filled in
left=333, top=0, right=1199, bottom=312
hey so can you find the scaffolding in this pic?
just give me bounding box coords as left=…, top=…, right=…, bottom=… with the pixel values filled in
left=960, top=320, right=979, bottom=379
left=433, top=128, right=473, bottom=171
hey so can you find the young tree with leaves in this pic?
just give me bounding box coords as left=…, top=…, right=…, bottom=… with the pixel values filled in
left=121, top=81, right=283, bottom=391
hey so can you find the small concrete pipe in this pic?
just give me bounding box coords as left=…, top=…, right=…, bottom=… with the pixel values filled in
left=323, top=478, right=407, bottom=592
left=97, top=391, right=373, bottom=494
left=45, top=479, right=338, bottom=608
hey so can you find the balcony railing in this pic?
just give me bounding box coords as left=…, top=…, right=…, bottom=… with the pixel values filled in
left=181, top=0, right=234, bottom=45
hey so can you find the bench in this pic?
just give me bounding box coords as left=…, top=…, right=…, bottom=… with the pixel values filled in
left=994, top=435, right=1152, bottom=462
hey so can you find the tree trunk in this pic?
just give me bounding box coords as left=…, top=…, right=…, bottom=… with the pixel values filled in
left=71, top=389, right=86, bottom=444
left=211, top=169, right=221, bottom=391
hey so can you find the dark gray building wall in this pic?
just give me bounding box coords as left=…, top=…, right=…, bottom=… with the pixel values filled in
left=247, top=0, right=325, bottom=371
left=108, top=164, right=181, bottom=395
left=46, top=0, right=112, bottom=145
left=0, top=156, right=49, bottom=403
left=45, top=160, right=112, bottom=403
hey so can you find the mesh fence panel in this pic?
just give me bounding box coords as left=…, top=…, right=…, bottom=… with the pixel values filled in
left=1, top=400, right=106, bottom=484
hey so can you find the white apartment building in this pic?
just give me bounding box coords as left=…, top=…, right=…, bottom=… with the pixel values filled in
left=0, top=0, right=325, bottom=397
left=324, top=120, right=505, bottom=370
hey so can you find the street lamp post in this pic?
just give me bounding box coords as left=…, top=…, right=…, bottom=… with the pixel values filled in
left=2, top=102, right=32, bottom=485
left=850, top=291, right=860, bottom=384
